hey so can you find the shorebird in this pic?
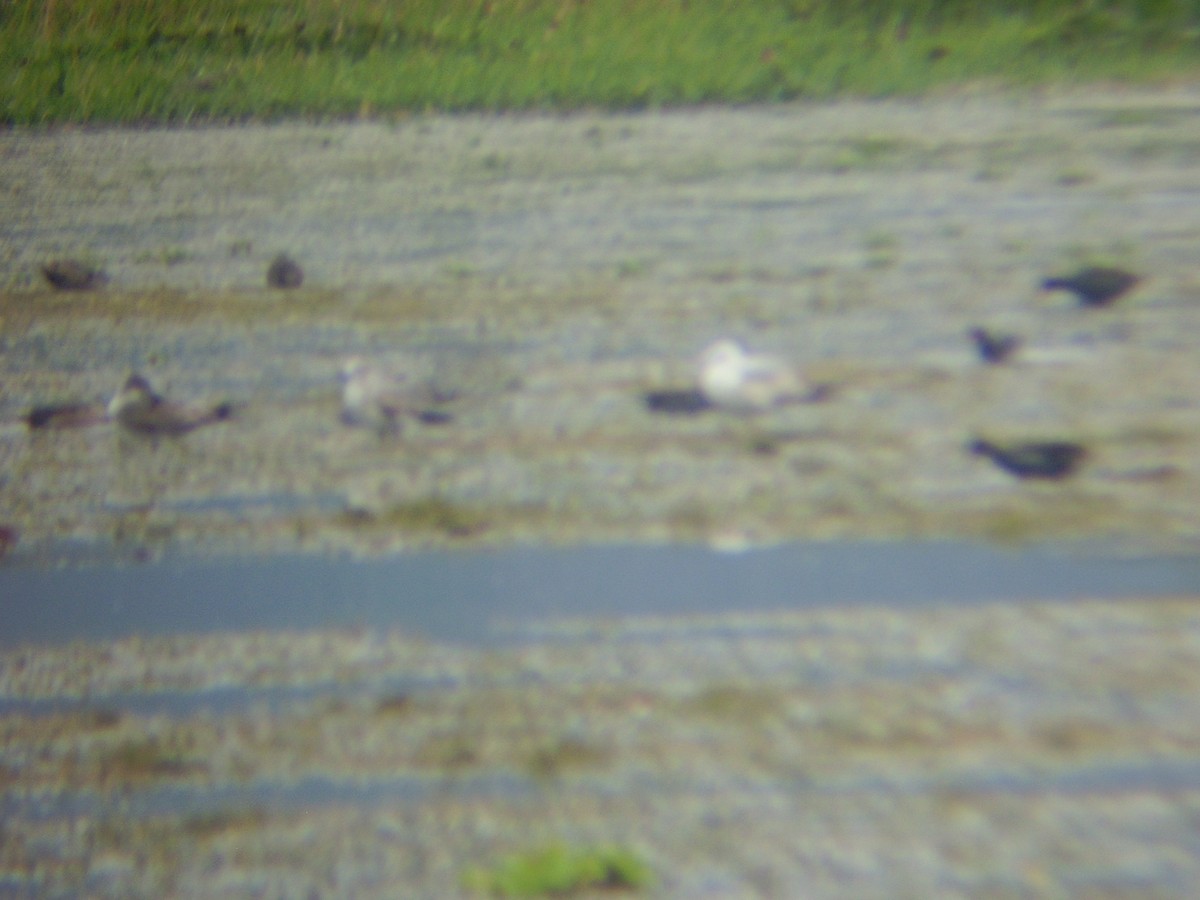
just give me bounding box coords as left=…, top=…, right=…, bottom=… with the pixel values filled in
left=41, top=259, right=108, bottom=291
left=267, top=254, right=304, bottom=289
left=107, top=374, right=234, bottom=436
left=968, top=438, right=1086, bottom=480
left=696, top=339, right=813, bottom=412
left=1041, top=266, right=1139, bottom=307
left=339, top=357, right=454, bottom=434
left=25, top=402, right=108, bottom=430
left=968, top=327, right=1021, bottom=364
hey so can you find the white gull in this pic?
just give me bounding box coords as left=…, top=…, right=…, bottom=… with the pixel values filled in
left=696, top=339, right=810, bottom=412
left=339, top=357, right=453, bottom=434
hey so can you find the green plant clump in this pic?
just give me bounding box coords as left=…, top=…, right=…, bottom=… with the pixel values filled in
left=4, top=0, right=1200, bottom=123
left=464, top=843, right=652, bottom=897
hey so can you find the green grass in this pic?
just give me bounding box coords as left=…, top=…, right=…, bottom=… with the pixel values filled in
left=464, top=843, right=652, bottom=897
left=4, top=0, right=1200, bottom=123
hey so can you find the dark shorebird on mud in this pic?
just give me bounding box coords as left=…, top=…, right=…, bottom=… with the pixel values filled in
left=107, top=374, right=234, bottom=436
left=968, top=438, right=1087, bottom=480
left=1041, top=266, right=1139, bottom=307
left=968, top=327, right=1021, bottom=364
left=267, top=254, right=304, bottom=289
left=41, top=259, right=108, bottom=291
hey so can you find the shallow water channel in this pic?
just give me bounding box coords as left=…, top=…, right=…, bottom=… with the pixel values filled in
left=1, top=539, right=1198, bottom=649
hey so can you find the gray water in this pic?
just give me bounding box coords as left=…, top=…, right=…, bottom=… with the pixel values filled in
left=2, top=541, right=1197, bottom=648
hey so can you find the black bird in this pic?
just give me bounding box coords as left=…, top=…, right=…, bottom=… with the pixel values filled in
left=1041, top=266, right=1139, bottom=307
left=41, top=259, right=108, bottom=291
left=267, top=254, right=304, bottom=289
left=968, top=327, right=1021, bottom=364
left=968, top=438, right=1087, bottom=480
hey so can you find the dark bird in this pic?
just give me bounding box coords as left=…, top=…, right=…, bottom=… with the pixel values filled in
left=1041, top=266, right=1139, bottom=307
left=968, top=438, right=1087, bottom=480
left=107, top=374, right=234, bottom=436
left=643, top=388, right=713, bottom=415
left=25, top=402, right=108, bottom=430
left=41, top=259, right=108, bottom=291
left=968, top=327, right=1021, bottom=364
left=267, top=254, right=304, bottom=289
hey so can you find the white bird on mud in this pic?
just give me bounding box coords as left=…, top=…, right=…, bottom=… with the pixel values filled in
left=107, top=374, right=234, bottom=436
left=696, top=339, right=814, bottom=412
left=338, top=357, right=454, bottom=434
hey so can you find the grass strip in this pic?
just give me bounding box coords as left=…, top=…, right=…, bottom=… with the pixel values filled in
left=3, top=0, right=1200, bottom=123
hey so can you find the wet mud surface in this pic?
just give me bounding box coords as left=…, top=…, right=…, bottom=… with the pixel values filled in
left=3, top=87, right=1200, bottom=558
left=6, top=596, right=1200, bottom=896
left=2, top=86, right=1200, bottom=895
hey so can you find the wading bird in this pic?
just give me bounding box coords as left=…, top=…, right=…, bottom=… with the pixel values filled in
left=696, top=339, right=816, bottom=412
left=968, top=327, right=1021, bottom=364
left=41, top=259, right=108, bottom=291
left=339, top=357, right=454, bottom=434
left=1041, top=266, right=1139, bottom=307
left=267, top=254, right=304, bottom=289
left=108, top=374, right=234, bottom=436
left=968, top=438, right=1086, bottom=480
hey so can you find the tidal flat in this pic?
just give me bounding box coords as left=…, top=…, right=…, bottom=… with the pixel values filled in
left=2, top=87, right=1200, bottom=896
left=2, top=86, right=1200, bottom=558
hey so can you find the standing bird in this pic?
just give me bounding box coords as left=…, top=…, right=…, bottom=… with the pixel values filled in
left=696, top=339, right=815, bottom=412
left=107, top=374, right=234, bottom=436
left=267, top=254, right=304, bottom=289
left=1041, top=266, right=1139, bottom=307
left=339, top=357, right=454, bottom=434
left=968, top=327, right=1021, bottom=364
left=41, top=259, right=108, bottom=291
left=968, top=438, right=1087, bottom=480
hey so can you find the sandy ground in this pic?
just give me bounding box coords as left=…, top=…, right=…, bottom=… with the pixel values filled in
left=2, top=86, right=1200, bottom=896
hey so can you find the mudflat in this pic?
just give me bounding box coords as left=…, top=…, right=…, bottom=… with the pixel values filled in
left=3, top=87, right=1200, bottom=897
left=2, top=85, right=1200, bottom=558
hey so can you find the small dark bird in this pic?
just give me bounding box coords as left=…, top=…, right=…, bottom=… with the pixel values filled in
left=968, top=327, right=1021, bottom=364
left=968, top=438, right=1087, bottom=480
left=267, top=254, right=304, bottom=289
left=25, top=402, right=108, bottom=430
left=41, top=259, right=108, bottom=291
left=1041, top=266, right=1139, bottom=307
left=643, top=389, right=713, bottom=415
left=107, top=374, right=234, bottom=436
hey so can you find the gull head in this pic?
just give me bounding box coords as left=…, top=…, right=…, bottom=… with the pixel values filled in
left=697, top=339, right=752, bottom=397
left=699, top=339, right=748, bottom=373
